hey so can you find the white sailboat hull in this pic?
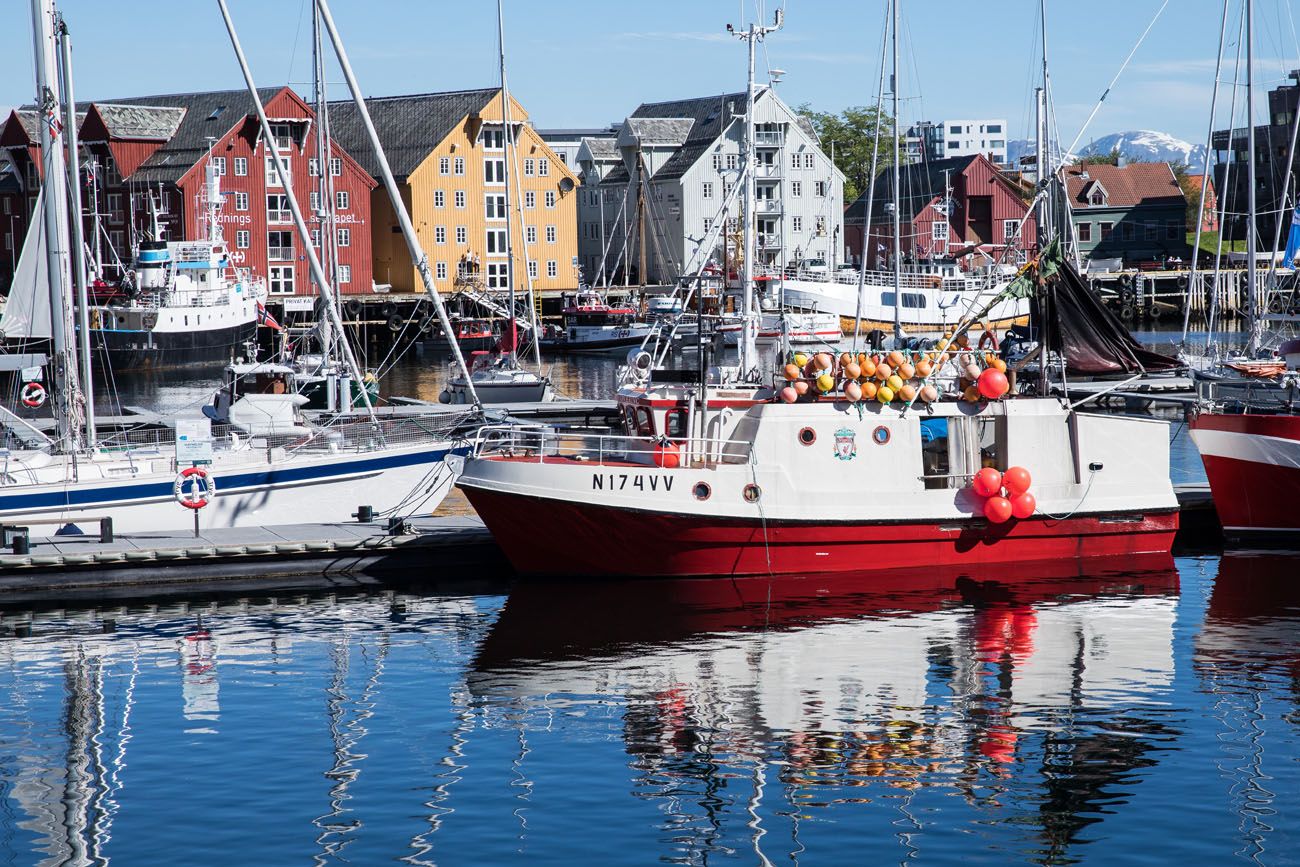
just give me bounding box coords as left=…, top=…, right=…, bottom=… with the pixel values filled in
left=779, top=273, right=1029, bottom=333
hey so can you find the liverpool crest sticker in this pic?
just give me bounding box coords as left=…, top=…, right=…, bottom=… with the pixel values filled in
left=833, top=428, right=857, bottom=461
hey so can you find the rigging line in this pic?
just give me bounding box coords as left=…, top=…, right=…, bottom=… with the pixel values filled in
left=1065, top=0, right=1171, bottom=156
left=286, top=0, right=309, bottom=95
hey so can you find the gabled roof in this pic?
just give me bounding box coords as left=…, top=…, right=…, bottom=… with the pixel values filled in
left=327, top=88, right=498, bottom=179
left=579, top=136, right=618, bottom=161
left=7, top=109, right=87, bottom=143
left=1063, top=162, right=1185, bottom=208
left=90, top=104, right=186, bottom=141
left=619, top=117, right=693, bottom=148
left=628, top=91, right=747, bottom=181
left=845, top=155, right=973, bottom=226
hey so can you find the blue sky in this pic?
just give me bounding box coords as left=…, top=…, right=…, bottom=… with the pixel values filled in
left=1, top=0, right=1295, bottom=148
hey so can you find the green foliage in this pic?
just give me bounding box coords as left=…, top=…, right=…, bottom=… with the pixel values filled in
left=1079, top=148, right=1122, bottom=166
left=795, top=103, right=898, bottom=203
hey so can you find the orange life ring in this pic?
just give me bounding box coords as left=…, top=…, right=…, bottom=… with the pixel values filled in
left=173, top=466, right=216, bottom=510
left=20, top=381, right=46, bottom=408
left=979, top=329, right=999, bottom=351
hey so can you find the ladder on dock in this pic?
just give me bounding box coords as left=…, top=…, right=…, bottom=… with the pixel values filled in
left=452, top=277, right=535, bottom=332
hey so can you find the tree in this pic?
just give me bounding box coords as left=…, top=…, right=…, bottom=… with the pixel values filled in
left=1079, top=148, right=1122, bottom=167
left=795, top=103, right=898, bottom=203
left=1168, top=161, right=1207, bottom=230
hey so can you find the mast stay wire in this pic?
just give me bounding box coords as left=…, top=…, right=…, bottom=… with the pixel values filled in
left=1063, top=0, right=1171, bottom=158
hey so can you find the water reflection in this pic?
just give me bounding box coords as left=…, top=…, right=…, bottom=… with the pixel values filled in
left=471, top=557, right=1181, bottom=864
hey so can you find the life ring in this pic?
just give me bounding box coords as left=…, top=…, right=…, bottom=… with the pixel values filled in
left=20, top=381, right=46, bottom=408
left=173, top=467, right=216, bottom=510
left=978, top=329, right=999, bottom=350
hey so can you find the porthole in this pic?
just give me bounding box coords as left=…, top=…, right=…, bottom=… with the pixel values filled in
left=743, top=483, right=761, bottom=503
left=798, top=427, right=817, bottom=446
left=872, top=425, right=891, bottom=445
left=693, top=481, right=711, bottom=501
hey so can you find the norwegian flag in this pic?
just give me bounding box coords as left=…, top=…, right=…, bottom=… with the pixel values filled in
left=43, top=105, right=62, bottom=139
left=256, top=301, right=282, bottom=331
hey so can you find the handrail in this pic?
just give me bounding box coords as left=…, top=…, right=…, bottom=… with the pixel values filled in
left=470, top=424, right=753, bottom=467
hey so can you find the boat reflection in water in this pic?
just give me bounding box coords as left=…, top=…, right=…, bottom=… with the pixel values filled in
left=472, top=554, right=1181, bottom=863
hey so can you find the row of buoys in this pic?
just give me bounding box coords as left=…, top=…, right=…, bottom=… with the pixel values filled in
left=970, top=465, right=1035, bottom=523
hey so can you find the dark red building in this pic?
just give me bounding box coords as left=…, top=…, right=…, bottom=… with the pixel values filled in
left=844, top=153, right=1037, bottom=272
left=0, top=86, right=376, bottom=296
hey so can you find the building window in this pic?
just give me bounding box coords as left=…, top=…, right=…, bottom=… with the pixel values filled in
left=792, top=216, right=803, bottom=233
left=539, top=158, right=550, bottom=177
left=815, top=181, right=828, bottom=197
left=1091, top=190, right=1105, bottom=206
left=791, top=180, right=802, bottom=197
left=311, top=229, right=321, bottom=249
left=791, top=152, right=801, bottom=170
left=310, top=191, right=321, bottom=211
left=547, top=260, right=557, bottom=278
left=109, top=230, right=125, bottom=251
left=1003, top=220, right=1019, bottom=241
left=213, top=157, right=227, bottom=176
left=804, top=153, right=815, bottom=169
left=107, top=193, right=123, bottom=220
left=545, top=191, right=556, bottom=208
left=434, top=226, right=447, bottom=244
left=338, top=264, right=351, bottom=284
left=269, top=122, right=295, bottom=152
left=434, top=190, right=445, bottom=208
left=485, top=159, right=506, bottom=184
left=1078, top=222, right=1092, bottom=242
left=453, top=157, right=465, bottom=176
left=988, top=124, right=1002, bottom=133
left=456, top=226, right=467, bottom=244
left=267, top=194, right=291, bottom=223
left=932, top=220, right=948, bottom=241
left=336, top=191, right=349, bottom=210
left=265, top=154, right=290, bottom=187
left=234, top=157, right=248, bottom=176
left=486, top=228, right=508, bottom=254
left=526, top=225, right=537, bottom=244
left=524, top=158, right=535, bottom=176
left=454, top=190, right=466, bottom=209
left=268, top=230, right=294, bottom=261
left=236, top=230, right=250, bottom=249
left=525, top=191, right=536, bottom=209
left=712, top=153, right=723, bottom=171
left=436, top=261, right=447, bottom=280
left=528, top=261, right=538, bottom=278
left=702, top=182, right=713, bottom=199
left=485, top=193, right=506, bottom=220
left=1100, top=221, right=1114, bottom=240
left=330, top=158, right=341, bottom=177
left=546, top=225, right=557, bottom=243
left=440, top=156, right=451, bottom=175
left=480, top=127, right=504, bottom=150
left=486, top=262, right=509, bottom=288
left=234, top=191, right=249, bottom=211
left=336, top=228, right=351, bottom=247
left=308, top=158, right=320, bottom=177
left=726, top=153, right=738, bottom=170
left=703, top=218, right=713, bottom=234
left=1144, top=222, right=1157, bottom=240
left=268, top=265, right=295, bottom=295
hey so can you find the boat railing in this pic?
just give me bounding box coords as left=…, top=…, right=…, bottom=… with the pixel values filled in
left=470, top=424, right=753, bottom=468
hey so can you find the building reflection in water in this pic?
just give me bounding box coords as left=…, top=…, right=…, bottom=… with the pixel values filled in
left=471, top=555, right=1182, bottom=864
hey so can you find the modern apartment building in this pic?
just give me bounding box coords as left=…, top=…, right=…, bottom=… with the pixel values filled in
left=906, top=118, right=1009, bottom=165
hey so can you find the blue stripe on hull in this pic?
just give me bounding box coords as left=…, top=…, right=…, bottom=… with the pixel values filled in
left=0, top=445, right=463, bottom=515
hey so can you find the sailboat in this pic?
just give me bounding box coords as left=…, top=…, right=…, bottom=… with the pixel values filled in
left=0, top=0, right=473, bottom=537
left=1188, top=0, right=1300, bottom=541
left=440, top=0, right=553, bottom=405
left=452, top=7, right=1179, bottom=579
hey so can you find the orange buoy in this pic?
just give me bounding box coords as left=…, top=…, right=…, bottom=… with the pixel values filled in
left=794, top=380, right=810, bottom=396
left=839, top=352, right=853, bottom=367
left=779, top=386, right=799, bottom=403
left=844, top=361, right=862, bottom=380
left=857, top=352, right=870, bottom=367
left=875, top=362, right=892, bottom=381
left=919, top=384, right=939, bottom=403
left=887, top=350, right=905, bottom=368
left=860, top=380, right=879, bottom=400
left=783, top=363, right=802, bottom=381
left=815, top=352, right=834, bottom=370
left=898, top=383, right=917, bottom=402
left=915, top=359, right=933, bottom=378
left=984, top=495, right=1013, bottom=523
left=860, top=359, right=877, bottom=379
left=844, top=380, right=863, bottom=402
left=977, top=368, right=1009, bottom=400
left=956, top=333, right=970, bottom=348
left=990, top=357, right=1007, bottom=373
left=972, top=467, right=1003, bottom=498
left=897, top=362, right=916, bottom=380
left=1003, top=466, right=1032, bottom=497
left=962, top=385, right=982, bottom=402
left=1011, top=491, right=1036, bottom=519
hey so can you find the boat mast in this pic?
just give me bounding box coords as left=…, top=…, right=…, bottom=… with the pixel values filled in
left=734, top=9, right=782, bottom=378
left=1245, top=0, right=1260, bottom=355
left=496, top=0, right=519, bottom=367
left=1037, top=0, right=1052, bottom=397
left=891, top=0, right=902, bottom=341
left=313, top=0, right=481, bottom=410
left=216, top=0, right=379, bottom=423
left=312, top=3, right=338, bottom=366
left=55, top=10, right=95, bottom=446
left=31, top=0, right=82, bottom=452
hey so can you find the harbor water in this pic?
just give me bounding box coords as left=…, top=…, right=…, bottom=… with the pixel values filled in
left=2, top=335, right=1295, bottom=864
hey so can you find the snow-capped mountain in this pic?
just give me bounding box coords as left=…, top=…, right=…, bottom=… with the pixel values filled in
left=1077, top=131, right=1206, bottom=172
left=1005, top=130, right=1205, bottom=172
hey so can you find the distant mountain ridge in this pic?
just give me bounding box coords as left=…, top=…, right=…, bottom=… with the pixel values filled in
left=1006, top=130, right=1205, bottom=173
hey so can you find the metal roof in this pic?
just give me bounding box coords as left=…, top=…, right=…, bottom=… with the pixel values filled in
left=628, top=91, right=746, bottom=181
left=92, top=103, right=186, bottom=141
left=620, top=117, right=693, bottom=147
left=327, top=89, right=498, bottom=179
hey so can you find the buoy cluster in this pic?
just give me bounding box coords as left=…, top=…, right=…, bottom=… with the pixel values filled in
left=776, top=329, right=1011, bottom=406
left=970, top=465, right=1035, bottom=523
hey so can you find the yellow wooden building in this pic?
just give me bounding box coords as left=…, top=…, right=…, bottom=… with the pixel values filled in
left=329, top=88, right=580, bottom=297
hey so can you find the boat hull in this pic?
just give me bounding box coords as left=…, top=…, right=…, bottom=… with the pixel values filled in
left=1190, top=411, right=1300, bottom=539
left=88, top=320, right=258, bottom=370
left=461, top=485, right=1179, bottom=578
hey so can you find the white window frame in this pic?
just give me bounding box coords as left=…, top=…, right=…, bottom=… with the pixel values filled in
left=234, top=191, right=249, bottom=211
left=485, top=193, right=507, bottom=220
left=336, top=228, right=351, bottom=247
left=439, top=156, right=451, bottom=175
left=268, top=264, right=295, bottom=295
left=235, top=229, right=250, bottom=249
left=336, top=191, right=349, bottom=210
left=436, top=261, right=448, bottom=280
left=456, top=226, right=467, bottom=244
left=525, top=191, right=536, bottom=209
left=524, top=158, right=535, bottom=176
left=454, top=190, right=466, bottom=209
left=308, top=158, right=320, bottom=177
left=791, top=180, right=802, bottom=197
left=544, top=191, right=556, bottom=209
left=486, top=228, right=508, bottom=255
left=434, top=190, right=445, bottom=208
left=546, top=260, right=557, bottom=278
left=453, top=157, right=465, bottom=176
left=329, top=157, right=342, bottom=177
left=702, top=182, right=713, bottom=199
left=234, top=157, right=248, bottom=177
left=546, top=225, right=557, bottom=243
left=338, top=264, right=351, bottom=284
left=528, top=260, right=538, bottom=278
left=434, top=226, right=447, bottom=244
left=486, top=261, right=509, bottom=288
left=213, top=157, right=227, bottom=176
left=526, top=225, right=537, bottom=244
left=539, top=158, right=550, bottom=177
left=932, top=220, right=948, bottom=241
left=265, top=153, right=291, bottom=188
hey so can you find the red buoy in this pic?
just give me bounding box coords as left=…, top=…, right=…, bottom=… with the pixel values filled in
left=984, top=496, right=1013, bottom=524
left=1011, top=491, right=1036, bottom=520
left=653, top=442, right=680, bottom=469
left=1004, top=466, right=1032, bottom=497
left=977, top=368, right=1010, bottom=400
left=972, top=467, right=1003, bottom=499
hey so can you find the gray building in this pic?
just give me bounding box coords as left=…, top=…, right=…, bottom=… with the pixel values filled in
left=581, top=87, right=845, bottom=286
left=906, top=118, right=1009, bottom=165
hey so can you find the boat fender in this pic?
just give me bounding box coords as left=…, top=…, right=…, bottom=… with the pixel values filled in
left=20, top=381, right=46, bottom=408
left=1176, top=274, right=1189, bottom=289
left=174, top=466, right=216, bottom=510
left=345, top=299, right=364, bottom=318
left=381, top=302, right=398, bottom=319
left=438, top=390, right=451, bottom=404
left=978, top=329, right=999, bottom=350
left=387, top=313, right=404, bottom=333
